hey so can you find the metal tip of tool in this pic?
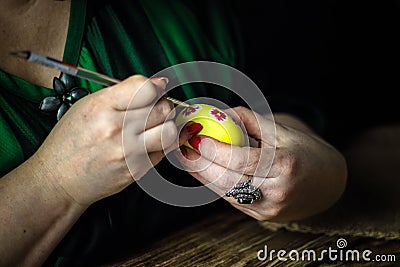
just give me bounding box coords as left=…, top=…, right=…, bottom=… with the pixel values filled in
left=10, top=50, right=190, bottom=107
left=165, top=97, right=191, bottom=108
left=9, top=50, right=30, bottom=59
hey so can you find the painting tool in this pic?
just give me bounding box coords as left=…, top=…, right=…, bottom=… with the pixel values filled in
left=10, top=50, right=191, bottom=108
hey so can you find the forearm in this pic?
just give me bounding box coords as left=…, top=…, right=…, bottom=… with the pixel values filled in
left=0, top=156, right=87, bottom=267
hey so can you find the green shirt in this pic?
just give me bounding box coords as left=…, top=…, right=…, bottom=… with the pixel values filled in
left=0, top=0, right=240, bottom=265
left=0, top=0, right=241, bottom=176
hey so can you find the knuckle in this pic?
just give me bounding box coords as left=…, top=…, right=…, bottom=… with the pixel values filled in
left=273, top=189, right=290, bottom=204
left=130, top=75, right=158, bottom=102
left=283, top=151, right=299, bottom=176
left=141, top=87, right=158, bottom=104
left=109, top=145, right=126, bottom=163
left=275, top=149, right=300, bottom=177
left=157, top=100, right=174, bottom=119
left=129, top=74, right=148, bottom=84
left=97, top=113, right=120, bottom=137
left=167, top=104, right=176, bottom=119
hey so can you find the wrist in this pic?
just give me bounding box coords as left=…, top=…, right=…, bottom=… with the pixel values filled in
left=0, top=154, right=87, bottom=266
left=27, top=153, right=89, bottom=213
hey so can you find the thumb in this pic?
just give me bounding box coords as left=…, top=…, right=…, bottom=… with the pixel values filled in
left=230, top=106, right=275, bottom=145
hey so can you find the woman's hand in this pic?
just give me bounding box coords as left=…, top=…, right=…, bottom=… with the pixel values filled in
left=32, top=75, right=180, bottom=207
left=0, top=75, right=197, bottom=266
left=175, top=106, right=347, bottom=222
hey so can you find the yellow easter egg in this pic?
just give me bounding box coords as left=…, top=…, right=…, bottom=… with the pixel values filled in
left=176, top=104, right=245, bottom=148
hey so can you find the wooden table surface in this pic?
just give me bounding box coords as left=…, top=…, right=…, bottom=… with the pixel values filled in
left=104, top=210, right=400, bottom=266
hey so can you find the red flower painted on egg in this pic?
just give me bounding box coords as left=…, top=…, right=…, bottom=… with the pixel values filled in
left=182, top=105, right=200, bottom=117
left=209, top=108, right=227, bottom=122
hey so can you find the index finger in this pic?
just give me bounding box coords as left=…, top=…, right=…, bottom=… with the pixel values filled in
left=103, top=75, right=160, bottom=111
left=191, top=136, right=275, bottom=177
left=229, top=106, right=276, bottom=146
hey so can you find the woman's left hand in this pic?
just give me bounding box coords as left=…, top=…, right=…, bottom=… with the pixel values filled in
left=175, top=106, right=347, bottom=222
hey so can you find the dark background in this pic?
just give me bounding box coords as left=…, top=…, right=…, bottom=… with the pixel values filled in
left=233, top=0, right=399, bottom=148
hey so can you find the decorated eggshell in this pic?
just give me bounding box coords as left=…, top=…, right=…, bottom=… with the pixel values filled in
left=176, top=104, right=245, bottom=148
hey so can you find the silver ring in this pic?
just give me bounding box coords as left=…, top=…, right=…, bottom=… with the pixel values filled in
left=225, top=178, right=262, bottom=204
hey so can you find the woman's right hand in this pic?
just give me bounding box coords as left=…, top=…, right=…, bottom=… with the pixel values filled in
left=30, top=75, right=179, bottom=207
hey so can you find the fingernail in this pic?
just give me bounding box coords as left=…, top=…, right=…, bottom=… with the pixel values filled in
left=188, top=135, right=206, bottom=150
left=151, top=77, right=169, bottom=84
left=151, top=77, right=169, bottom=97
left=186, top=122, right=203, bottom=136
